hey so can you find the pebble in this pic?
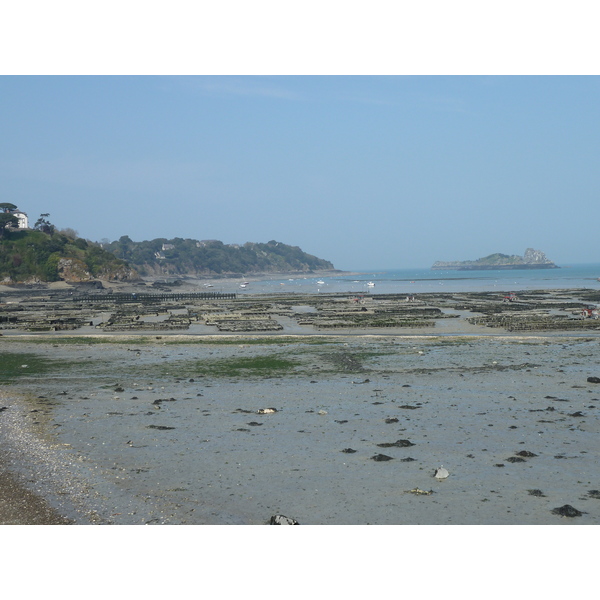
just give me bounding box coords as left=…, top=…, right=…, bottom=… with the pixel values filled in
left=371, top=454, right=394, bottom=461
left=434, top=467, right=449, bottom=479
left=551, top=505, right=584, bottom=517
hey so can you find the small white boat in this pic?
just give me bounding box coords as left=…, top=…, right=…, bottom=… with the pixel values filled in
left=367, top=281, right=375, bottom=287
left=317, top=280, right=325, bottom=285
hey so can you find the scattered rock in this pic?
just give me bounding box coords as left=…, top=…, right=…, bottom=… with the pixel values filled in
left=269, top=515, right=299, bottom=525
left=317, top=410, right=328, bottom=415
left=146, top=425, right=175, bottom=430
left=384, top=417, right=399, bottom=424
left=334, top=419, right=348, bottom=424
left=587, top=377, right=600, bottom=384
left=568, top=411, right=585, bottom=417
left=257, top=408, right=277, bottom=414
left=506, top=456, right=526, bottom=463
left=494, top=464, right=505, bottom=467
left=371, top=454, right=394, bottom=461
left=406, top=488, right=433, bottom=495
left=400, top=457, right=416, bottom=462
left=341, top=448, right=357, bottom=453
left=516, top=451, right=538, bottom=457
left=377, top=439, right=415, bottom=448
left=551, top=505, right=584, bottom=517
left=0, top=406, right=8, bottom=413
left=528, top=489, right=546, bottom=497
left=434, top=466, right=449, bottom=479
left=247, top=421, right=263, bottom=426
left=352, top=379, right=370, bottom=384
left=587, top=490, right=600, bottom=499
left=398, top=405, right=419, bottom=410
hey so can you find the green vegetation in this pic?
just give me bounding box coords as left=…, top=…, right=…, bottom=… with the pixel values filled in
left=156, top=354, right=302, bottom=379
left=0, top=228, right=132, bottom=283
left=102, top=236, right=335, bottom=276
left=0, top=352, right=63, bottom=382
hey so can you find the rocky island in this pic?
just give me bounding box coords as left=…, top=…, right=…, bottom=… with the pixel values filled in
left=432, top=248, right=559, bottom=270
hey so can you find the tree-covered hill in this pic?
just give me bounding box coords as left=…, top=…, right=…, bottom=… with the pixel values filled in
left=102, top=236, right=336, bottom=277
left=0, top=228, right=136, bottom=283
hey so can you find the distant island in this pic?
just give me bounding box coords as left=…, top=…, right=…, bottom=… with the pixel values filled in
left=431, top=248, right=559, bottom=271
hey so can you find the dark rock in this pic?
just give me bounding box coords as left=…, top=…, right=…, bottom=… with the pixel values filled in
left=568, top=411, right=585, bottom=417
left=335, top=419, right=348, bottom=424
left=341, top=448, right=357, bottom=453
left=114, top=386, right=124, bottom=392
left=385, top=418, right=399, bottom=423
left=587, top=377, right=600, bottom=384
left=506, top=456, right=526, bottom=463
left=0, top=406, right=8, bottom=412
left=152, top=398, right=177, bottom=406
left=146, top=425, right=175, bottom=430
left=494, top=464, right=505, bottom=467
left=527, top=489, right=546, bottom=497
left=247, top=421, right=263, bottom=426
left=400, top=457, right=416, bottom=462
left=269, top=515, right=299, bottom=525
left=516, top=451, right=538, bottom=457
left=587, top=490, right=600, bottom=499
left=377, top=439, right=415, bottom=448
left=551, top=504, right=584, bottom=517
left=371, top=454, right=394, bottom=461
left=398, top=405, right=419, bottom=410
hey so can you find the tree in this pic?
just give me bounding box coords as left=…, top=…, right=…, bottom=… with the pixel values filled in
left=0, top=202, right=18, bottom=213
left=0, top=212, right=19, bottom=238
left=34, top=213, right=55, bottom=235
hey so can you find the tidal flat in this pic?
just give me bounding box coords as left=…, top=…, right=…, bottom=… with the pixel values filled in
left=2, top=329, right=600, bottom=524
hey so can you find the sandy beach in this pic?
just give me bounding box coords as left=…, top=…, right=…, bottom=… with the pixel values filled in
left=2, top=286, right=600, bottom=524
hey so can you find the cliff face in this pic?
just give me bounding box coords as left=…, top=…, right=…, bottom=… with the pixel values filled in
left=432, top=248, right=559, bottom=270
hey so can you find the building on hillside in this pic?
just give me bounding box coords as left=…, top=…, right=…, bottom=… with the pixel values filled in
left=13, top=210, right=29, bottom=229
left=1, top=206, right=29, bottom=229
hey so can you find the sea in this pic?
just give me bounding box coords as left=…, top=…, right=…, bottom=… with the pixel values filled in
left=231, top=262, right=600, bottom=296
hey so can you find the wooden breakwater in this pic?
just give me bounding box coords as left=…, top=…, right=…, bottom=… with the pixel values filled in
left=75, top=292, right=237, bottom=304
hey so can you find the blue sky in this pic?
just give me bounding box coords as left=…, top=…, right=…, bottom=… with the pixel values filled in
left=2, top=75, right=599, bottom=270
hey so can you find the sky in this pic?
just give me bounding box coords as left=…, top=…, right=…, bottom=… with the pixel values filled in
left=2, top=75, right=600, bottom=270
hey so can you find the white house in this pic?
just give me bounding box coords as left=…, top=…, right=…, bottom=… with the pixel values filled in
left=13, top=210, right=29, bottom=229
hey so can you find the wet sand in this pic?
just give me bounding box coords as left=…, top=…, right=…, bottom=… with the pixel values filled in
left=2, top=331, right=600, bottom=524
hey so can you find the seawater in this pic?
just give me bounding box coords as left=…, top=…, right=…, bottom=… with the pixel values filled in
left=235, top=263, right=600, bottom=295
